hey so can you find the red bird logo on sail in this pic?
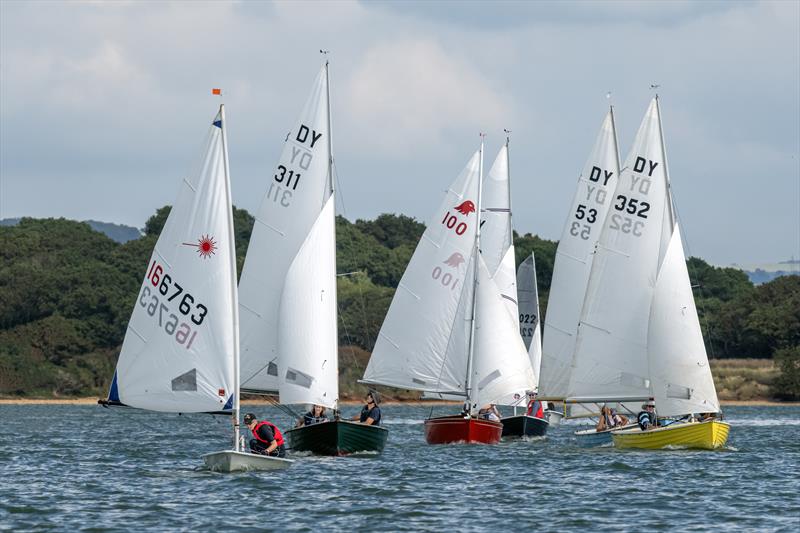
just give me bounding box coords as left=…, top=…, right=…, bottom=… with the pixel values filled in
left=454, top=200, right=475, bottom=216
left=443, top=253, right=465, bottom=268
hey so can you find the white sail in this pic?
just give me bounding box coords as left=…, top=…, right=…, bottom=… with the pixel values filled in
left=363, top=151, right=482, bottom=394
left=517, top=253, right=542, bottom=383
left=471, top=254, right=537, bottom=409
left=540, top=108, right=620, bottom=399
left=481, top=145, right=518, bottom=320
left=648, top=225, right=719, bottom=416
left=238, top=65, right=332, bottom=396
left=567, top=98, right=668, bottom=402
left=276, top=196, right=338, bottom=408
left=111, top=109, right=236, bottom=413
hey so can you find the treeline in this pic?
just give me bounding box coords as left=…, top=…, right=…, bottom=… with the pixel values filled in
left=1, top=209, right=798, bottom=399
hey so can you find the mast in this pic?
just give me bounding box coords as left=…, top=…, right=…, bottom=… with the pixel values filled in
left=219, top=103, right=241, bottom=450
left=505, top=133, right=513, bottom=247
left=324, top=56, right=339, bottom=413
left=609, top=105, right=621, bottom=180
left=464, top=134, right=485, bottom=413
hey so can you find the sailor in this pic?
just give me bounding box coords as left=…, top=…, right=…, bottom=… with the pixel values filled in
left=526, top=390, right=544, bottom=419
left=351, top=391, right=381, bottom=425
left=596, top=405, right=629, bottom=431
left=243, top=413, right=286, bottom=457
left=637, top=401, right=658, bottom=431
left=295, top=404, right=329, bottom=427
left=478, top=404, right=502, bottom=422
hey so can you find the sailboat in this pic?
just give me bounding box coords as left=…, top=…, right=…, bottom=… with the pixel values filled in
left=363, top=138, right=536, bottom=445
left=500, top=252, right=549, bottom=438
left=477, top=139, right=548, bottom=438
left=236, top=62, right=388, bottom=456
left=607, top=97, right=729, bottom=450
left=101, top=105, right=292, bottom=472
left=536, top=106, right=641, bottom=445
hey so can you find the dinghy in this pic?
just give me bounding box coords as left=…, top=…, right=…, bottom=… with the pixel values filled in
left=536, top=106, right=641, bottom=445
left=576, top=96, right=728, bottom=450
left=500, top=253, right=548, bottom=438
left=237, top=61, right=387, bottom=456
left=101, top=105, right=292, bottom=472
left=363, top=138, right=536, bottom=445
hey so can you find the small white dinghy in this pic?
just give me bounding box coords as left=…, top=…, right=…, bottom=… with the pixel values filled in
left=100, top=104, right=293, bottom=472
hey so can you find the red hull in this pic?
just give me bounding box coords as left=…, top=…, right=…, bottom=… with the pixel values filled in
left=424, top=415, right=503, bottom=445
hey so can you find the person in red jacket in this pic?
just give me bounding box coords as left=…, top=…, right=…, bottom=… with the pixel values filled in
left=243, top=413, right=286, bottom=458
left=526, top=391, right=544, bottom=419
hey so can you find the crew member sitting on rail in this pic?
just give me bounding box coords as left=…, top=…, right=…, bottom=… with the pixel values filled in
left=351, top=391, right=381, bottom=425
left=478, top=404, right=502, bottom=422
left=596, top=405, right=629, bottom=431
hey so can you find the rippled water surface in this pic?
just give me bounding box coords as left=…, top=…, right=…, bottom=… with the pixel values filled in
left=1, top=404, right=798, bottom=531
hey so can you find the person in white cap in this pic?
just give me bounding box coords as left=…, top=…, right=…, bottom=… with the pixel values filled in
left=637, top=401, right=658, bottom=431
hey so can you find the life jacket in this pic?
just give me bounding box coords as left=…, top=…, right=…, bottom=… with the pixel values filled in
left=527, top=400, right=543, bottom=418
left=252, top=421, right=285, bottom=447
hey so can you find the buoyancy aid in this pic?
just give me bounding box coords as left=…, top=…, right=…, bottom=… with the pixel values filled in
left=252, top=421, right=285, bottom=447
left=527, top=400, right=543, bottom=418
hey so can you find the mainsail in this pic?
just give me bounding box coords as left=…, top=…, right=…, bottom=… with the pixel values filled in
left=568, top=98, right=670, bottom=402
left=517, top=253, right=542, bottom=383
left=238, top=64, right=338, bottom=409
left=540, top=108, right=620, bottom=399
left=363, top=151, right=481, bottom=394
left=480, top=143, right=518, bottom=320
left=110, top=108, right=237, bottom=414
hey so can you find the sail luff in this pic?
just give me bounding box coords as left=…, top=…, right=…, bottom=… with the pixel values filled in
left=219, top=104, right=241, bottom=448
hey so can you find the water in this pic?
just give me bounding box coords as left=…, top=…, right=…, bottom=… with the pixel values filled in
left=1, top=404, right=798, bottom=531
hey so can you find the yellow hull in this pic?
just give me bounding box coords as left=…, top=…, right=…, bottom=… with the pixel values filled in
left=611, top=420, right=730, bottom=450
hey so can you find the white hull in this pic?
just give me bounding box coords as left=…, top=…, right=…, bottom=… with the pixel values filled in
left=202, top=450, right=294, bottom=472
left=545, top=410, right=563, bottom=425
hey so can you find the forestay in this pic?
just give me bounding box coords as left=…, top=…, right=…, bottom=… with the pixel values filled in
left=540, top=108, right=620, bottom=399
left=111, top=110, right=236, bottom=413
left=567, top=99, right=667, bottom=402
left=363, top=151, right=481, bottom=394
left=238, top=65, right=337, bottom=408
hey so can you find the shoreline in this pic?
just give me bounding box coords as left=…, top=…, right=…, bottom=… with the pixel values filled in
left=0, top=398, right=797, bottom=407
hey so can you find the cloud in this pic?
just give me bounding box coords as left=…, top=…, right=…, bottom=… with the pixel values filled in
left=344, top=39, right=511, bottom=155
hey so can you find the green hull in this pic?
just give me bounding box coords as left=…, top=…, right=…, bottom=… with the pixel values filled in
left=285, top=420, right=388, bottom=456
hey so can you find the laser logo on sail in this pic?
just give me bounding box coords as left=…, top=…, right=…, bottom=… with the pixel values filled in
left=183, top=235, right=217, bottom=259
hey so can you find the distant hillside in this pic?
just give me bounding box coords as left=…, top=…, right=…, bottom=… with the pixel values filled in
left=729, top=260, right=800, bottom=285
left=0, top=218, right=141, bottom=243
left=0, top=210, right=797, bottom=399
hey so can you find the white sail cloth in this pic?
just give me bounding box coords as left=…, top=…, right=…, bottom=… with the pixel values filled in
left=113, top=110, right=236, bottom=413
left=238, top=65, right=338, bottom=408
left=648, top=225, right=720, bottom=416
left=481, top=146, right=518, bottom=321
left=540, top=108, right=620, bottom=399
left=567, top=99, right=667, bottom=402
left=517, top=254, right=542, bottom=383
left=363, top=151, right=481, bottom=394
left=471, top=254, right=536, bottom=409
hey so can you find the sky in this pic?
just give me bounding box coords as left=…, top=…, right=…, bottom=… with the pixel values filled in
left=1, top=0, right=798, bottom=266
